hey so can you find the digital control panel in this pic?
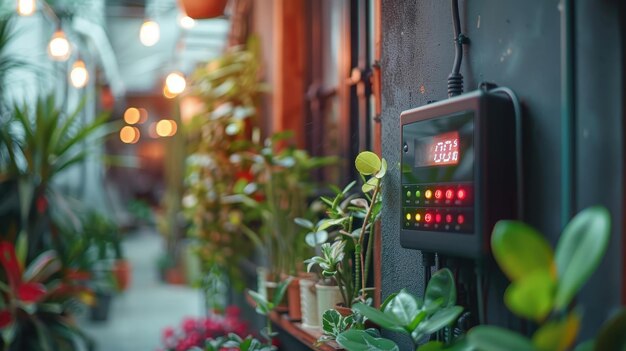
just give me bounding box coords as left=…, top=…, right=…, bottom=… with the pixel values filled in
left=400, top=90, right=516, bottom=258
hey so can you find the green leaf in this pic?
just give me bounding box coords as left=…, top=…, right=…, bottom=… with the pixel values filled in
left=417, top=306, right=463, bottom=336
left=375, top=158, right=387, bottom=179
left=247, top=290, right=270, bottom=315
left=417, top=341, right=444, bottom=351
left=425, top=268, right=456, bottom=310
left=272, top=278, right=292, bottom=307
left=305, top=231, right=328, bottom=247
left=531, top=311, right=580, bottom=351
left=467, top=326, right=535, bottom=351
left=384, top=289, right=420, bottom=328
left=572, top=340, right=594, bottom=351
left=336, top=329, right=399, bottom=351
left=554, top=206, right=611, bottom=310
left=352, top=303, right=405, bottom=333
left=491, top=220, right=556, bottom=282
left=294, top=218, right=314, bottom=229
left=380, top=292, right=398, bottom=311
left=362, top=177, right=379, bottom=193
left=355, top=151, right=382, bottom=175
left=504, top=270, right=555, bottom=321
left=594, top=309, right=626, bottom=351
left=322, top=309, right=342, bottom=335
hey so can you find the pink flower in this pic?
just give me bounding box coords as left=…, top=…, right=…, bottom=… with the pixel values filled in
left=181, top=317, right=197, bottom=334
left=225, top=305, right=240, bottom=317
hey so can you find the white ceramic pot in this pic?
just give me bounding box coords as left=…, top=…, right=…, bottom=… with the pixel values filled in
left=299, top=279, right=319, bottom=328
left=315, top=283, right=343, bottom=326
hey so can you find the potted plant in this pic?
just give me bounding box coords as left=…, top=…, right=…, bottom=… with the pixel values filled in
left=177, top=0, right=228, bottom=19
left=302, top=150, right=386, bottom=323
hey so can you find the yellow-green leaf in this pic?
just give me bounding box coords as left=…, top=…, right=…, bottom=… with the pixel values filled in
left=355, top=151, right=381, bottom=175
left=492, top=220, right=556, bottom=282
left=504, top=270, right=555, bottom=322
left=532, top=311, right=580, bottom=351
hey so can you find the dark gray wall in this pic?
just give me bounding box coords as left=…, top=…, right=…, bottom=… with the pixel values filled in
left=381, top=0, right=623, bottom=346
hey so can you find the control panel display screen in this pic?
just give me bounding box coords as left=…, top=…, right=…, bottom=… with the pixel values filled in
left=415, top=131, right=460, bottom=167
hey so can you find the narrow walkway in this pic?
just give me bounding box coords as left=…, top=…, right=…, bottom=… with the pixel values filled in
left=81, top=228, right=202, bottom=351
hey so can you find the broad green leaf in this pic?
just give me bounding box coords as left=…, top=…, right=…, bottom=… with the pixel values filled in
left=594, top=309, right=626, bottom=351
left=491, top=220, right=555, bottom=282
left=417, top=341, right=444, bottom=351
left=294, top=218, right=314, bottom=229
left=380, top=292, right=398, bottom=311
left=554, top=206, right=611, bottom=310
left=305, top=231, right=328, bottom=247
left=531, top=311, right=580, bottom=351
left=322, top=309, right=342, bottom=336
left=467, top=326, right=535, bottom=351
left=417, top=306, right=463, bottom=336
left=362, top=177, right=379, bottom=193
left=504, top=270, right=555, bottom=321
left=384, top=289, right=420, bottom=328
left=318, top=217, right=349, bottom=231
left=336, top=329, right=399, bottom=351
left=352, top=303, right=405, bottom=333
left=355, top=151, right=382, bottom=175
left=375, top=159, right=387, bottom=179
left=425, top=268, right=456, bottom=310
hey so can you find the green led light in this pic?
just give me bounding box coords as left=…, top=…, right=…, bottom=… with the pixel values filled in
left=406, top=190, right=411, bottom=197
left=415, top=190, right=421, bottom=198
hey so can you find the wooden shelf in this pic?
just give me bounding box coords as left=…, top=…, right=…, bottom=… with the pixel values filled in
left=268, top=311, right=342, bottom=351
left=245, top=293, right=341, bottom=350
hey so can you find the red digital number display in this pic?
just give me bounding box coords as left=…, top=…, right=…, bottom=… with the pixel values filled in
left=414, top=131, right=460, bottom=167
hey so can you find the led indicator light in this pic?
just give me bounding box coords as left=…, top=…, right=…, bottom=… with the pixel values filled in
left=424, top=213, right=433, bottom=223
left=457, top=214, right=465, bottom=224
left=445, top=189, right=454, bottom=200
left=425, top=190, right=433, bottom=199
left=435, top=213, right=442, bottom=223
left=435, top=189, right=443, bottom=199
left=406, top=213, right=411, bottom=221
left=415, top=190, right=421, bottom=198
left=415, top=213, right=421, bottom=221
left=406, top=190, right=411, bottom=197
left=445, top=214, right=453, bottom=223
left=457, top=189, right=466, bottom=200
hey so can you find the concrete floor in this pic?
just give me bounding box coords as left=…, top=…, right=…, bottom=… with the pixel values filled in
left=81, top=229, right=202, bottom=351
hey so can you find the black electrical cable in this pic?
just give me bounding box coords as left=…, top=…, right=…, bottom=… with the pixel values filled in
left=447, top=0, right=466, bottom=97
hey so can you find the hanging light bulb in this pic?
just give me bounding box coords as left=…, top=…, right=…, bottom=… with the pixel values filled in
left=70, top=60, right=88, bottom=88
left=178, top=15, right=195, bottom=29
left=17, top=0, right=36, bottom=16
left=165, top=71, right=186, bottom=95
left=140, top=20, right=160, bottom=47
left=48, top=29, right=71, bottom=61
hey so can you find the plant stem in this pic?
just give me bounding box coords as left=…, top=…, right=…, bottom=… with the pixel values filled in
left=359, top=183, right=380, bottom=301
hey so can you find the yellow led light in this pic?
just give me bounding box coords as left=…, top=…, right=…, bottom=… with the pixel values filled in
left=415, top=213, right=421, bottom=221
left=406, top=213, right=411, bottom=221
left=425, top=190, right=433, bottom=199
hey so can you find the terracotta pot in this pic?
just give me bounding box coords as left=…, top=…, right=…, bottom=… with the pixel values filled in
left=112, top=259, right=131, bottom=291
left=299, top=278, right=319, bottom=328
left=334, top=303, right=352, bottom=317
left=287, top=277, right=302, bottom=321
left=165, top=267, right=186, bottom=285
left=178, top=0, right=228, bottom=19
left=315, top=283, right=343, bottom=324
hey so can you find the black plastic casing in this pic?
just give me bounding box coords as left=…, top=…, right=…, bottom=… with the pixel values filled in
left=400, top=90, right=517, bottom=258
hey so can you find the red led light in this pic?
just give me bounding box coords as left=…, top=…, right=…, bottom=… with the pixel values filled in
left=434, top=189, right=443, bottom=199
left=445, top=214, right=453, bottom=223
left=445, top=189, right=454, bottom=200
left=457, top=214, right=465, bottom=224
left=424, top=213, right=433, bottom=223
left=457, top=189, right=466, bottom=200
left=435, top=213, right=442, bottom=223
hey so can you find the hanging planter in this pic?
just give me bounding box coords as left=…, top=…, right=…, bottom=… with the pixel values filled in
left=178, top=0, right=228, bottom=19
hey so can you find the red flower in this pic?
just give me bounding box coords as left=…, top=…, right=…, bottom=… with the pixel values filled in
left=0, top=310, right=13, bottom=328
left=36, top=195, right=47, bottom=214
left=181, top=317, right=197, bottom=334
left=17, top=283, right=47, bottom=303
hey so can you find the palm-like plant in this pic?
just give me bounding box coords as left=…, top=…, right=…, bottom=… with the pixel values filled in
left=0, top=95, right=111, bottom=260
